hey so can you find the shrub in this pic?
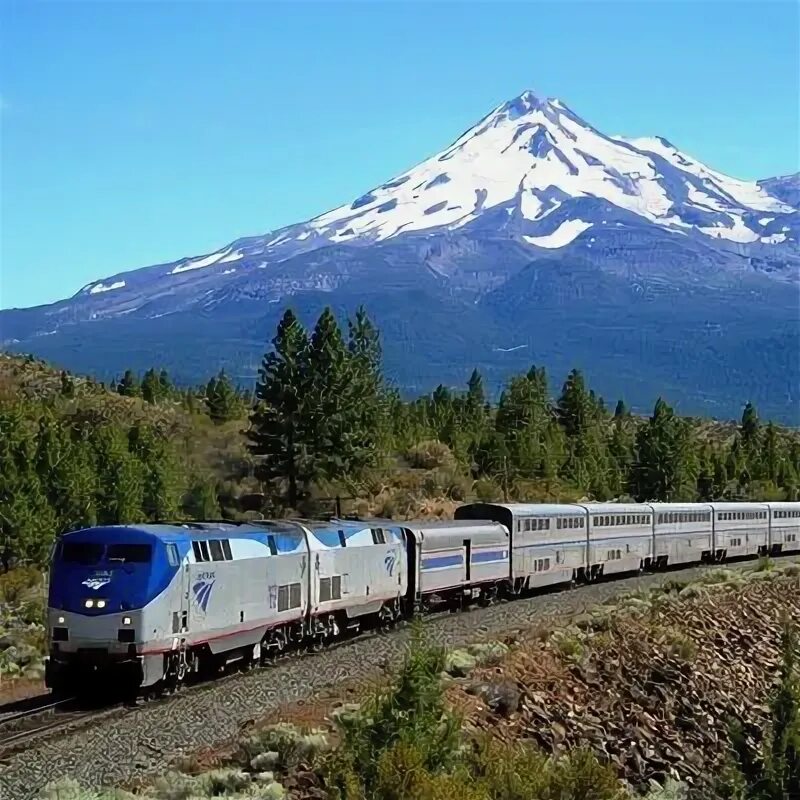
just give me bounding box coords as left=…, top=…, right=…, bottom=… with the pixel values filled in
left=405, top=440, right=454, bottom=470
left=322, top=622, right=462, bottom=798
left=474, top=477, right=502, bottom=502
left=665, top=629, right=697, bottom=663
left=0, top=566, right=43, bottom=605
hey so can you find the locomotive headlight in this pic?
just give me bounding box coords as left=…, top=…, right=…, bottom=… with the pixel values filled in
left=57, top=616, right=65, bottom=624
left=96, top=600, right=106, bottom=609
left=122, top=616, right=131, bottom=626
left=84, top=599, right=95, bottom=608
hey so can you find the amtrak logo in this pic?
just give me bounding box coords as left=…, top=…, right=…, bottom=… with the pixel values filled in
left=192, top=579, right=215, bottom=613
left=82, top=572, right=111, bottom=591
left=384, top=551, right=397, bottom=576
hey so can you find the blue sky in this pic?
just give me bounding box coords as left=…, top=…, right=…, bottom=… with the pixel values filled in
left=2, top=0, right=798, bottom=310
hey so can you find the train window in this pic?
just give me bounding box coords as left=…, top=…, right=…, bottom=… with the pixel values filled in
left=222, top=540, right=232, bottom=560
left=331, top=575, right=342, bottom=600
left=172, top=612, right=180, bottom=634
left=338, top=530, right=347, bottom=548
left=200, top=541, right=210, bottom=561
left=580, top=518, right=585, bottom=528
left=525, top=519, right=533, bottom=532
left=319, top=578, right=331, bottom=603
left=278, top=585, right=289, bottom=611
left=166, top=544, right=179, bottom=566
left=192, top=541, right=202, bottom=561
left=371, top=529, right=386, bottom=545
left=209, top=540, right=224, bottom=561
left=108, top=544, right=152, bottom=563
left=61, top=542, right=104, bottom=564
left=290, top=582, right=302, bottom=608
left=557, top=518, right=562, bottom=530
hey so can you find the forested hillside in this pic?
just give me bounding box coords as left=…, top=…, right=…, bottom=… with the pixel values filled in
left=2, top=305, right=799, bottom=571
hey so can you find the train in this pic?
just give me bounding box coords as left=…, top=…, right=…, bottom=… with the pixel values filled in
left=44, top=500, right=800, bottom=698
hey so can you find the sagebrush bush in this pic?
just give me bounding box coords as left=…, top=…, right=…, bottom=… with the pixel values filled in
left=405, top=440, right=454, bottom=470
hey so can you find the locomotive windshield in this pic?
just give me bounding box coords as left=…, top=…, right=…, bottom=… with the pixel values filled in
left=56, top=541, right=152, bottom=565
left=106, top=544, right=152, bottom=563
left=60, top=542, right=104, bottom=565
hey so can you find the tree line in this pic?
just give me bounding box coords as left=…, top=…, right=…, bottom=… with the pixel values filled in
left=246, top=307, right=800, bottom=509
left=1, top=304, right=798, bottom=570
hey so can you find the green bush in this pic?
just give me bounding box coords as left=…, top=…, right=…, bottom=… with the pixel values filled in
left=405, top=440, right=454, bottom=470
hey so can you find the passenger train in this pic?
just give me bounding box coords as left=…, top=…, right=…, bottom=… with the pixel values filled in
left=44, top=501, right=800, bottom=697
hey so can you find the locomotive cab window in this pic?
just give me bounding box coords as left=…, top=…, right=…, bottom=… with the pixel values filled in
left=107, top=544, right=151, bottom=563
left=60, top=542, right=104, bottom=565
left=222, top=540, right=232, bottom=560
left=209, top=540, right=224, bottom=561
left=338, top=530, right=347, bottom=547
left=166, top=543, right=179, bottom=566
left=267, top=536, right=278, bottom=555
left=371, top=528, right=386, bottom=545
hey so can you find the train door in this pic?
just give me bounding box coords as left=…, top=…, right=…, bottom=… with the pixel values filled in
left=463, top=539, right=472, bottom=583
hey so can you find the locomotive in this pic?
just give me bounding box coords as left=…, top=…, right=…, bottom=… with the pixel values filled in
left=44, top=501, right=800, bottom=697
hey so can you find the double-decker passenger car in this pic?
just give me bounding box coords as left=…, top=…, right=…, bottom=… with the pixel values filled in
left=650, top=503, right=713, bottom=567
left=454, top=503, right=586, bottom=590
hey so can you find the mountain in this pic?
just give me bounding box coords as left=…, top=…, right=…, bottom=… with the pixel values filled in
left=3, top=90, right=799, bottom=422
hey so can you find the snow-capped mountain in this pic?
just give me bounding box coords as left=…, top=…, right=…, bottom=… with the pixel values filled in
left=3, top=89, right=799, bottom=422
left=70, top=90, right=797, bottom=301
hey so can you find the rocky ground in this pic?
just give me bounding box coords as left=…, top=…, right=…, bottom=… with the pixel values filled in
left=3, top=556, right=799, bottom=800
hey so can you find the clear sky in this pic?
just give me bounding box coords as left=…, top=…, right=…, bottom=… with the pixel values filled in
left=1, top=0, right=798, bottom=310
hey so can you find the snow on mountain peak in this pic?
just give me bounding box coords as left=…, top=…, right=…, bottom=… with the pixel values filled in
left=297, top=90, right=794, bottom=251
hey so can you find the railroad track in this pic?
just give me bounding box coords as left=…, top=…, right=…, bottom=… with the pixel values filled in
left=0, top=554, right=797, bottom=757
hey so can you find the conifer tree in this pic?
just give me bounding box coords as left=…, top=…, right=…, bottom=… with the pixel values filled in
left=0, top=407, right=58, bottom=569
left=631, top=397, right=698, bottom=501
left=158, top=369, right=172, bottom=398
left=91, top=426, right=145, bottom=524
left=116, top=369, right=140, bottom=397
left=247, top=309, right=313, bottom=508
left=205, top=369, right=240, bottom=423
left=60, top=370, right=75, bottom=398
left=306, top=306, right=378, bottom=479
left=344, top=306, right=386, bottom=469
left=495, top=372, right=551, bottom=478
left=141, top=368, right=160, bottom=404
left=35, top=414, right=97, bottom=534
left=557, top=369, right=592, bottom=438
left=128, top=423, right=181, bottom=520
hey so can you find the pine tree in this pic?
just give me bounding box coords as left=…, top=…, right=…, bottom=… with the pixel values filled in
left=614, top=399, right=628, bottom=419
left=495, top=372, right=552, bottom=478
left=247, top=309, right=313, bottom=508
left=346, top=305, right=386, bottom=470
left=128, top=423, right=181, bottom=520
left=141, top=368, right=160, bottom=404
left=0, top=407, right=58, bottom=569
left=116, top=369, right=140, bottom=397
left=158, top=369, right=172, bottom=398
left=631, top=397, right=698, bottom=501
left=557, top=369, right=592, bottom=438
left=306, top=307, right=374, bottom=480
left=91, top=426, right=145, bottom=524
left=205, top=369, right=240, bottom=423
left=35, top=413, right=97, bottom=534
left=60, top=370, right=75, bottom=398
